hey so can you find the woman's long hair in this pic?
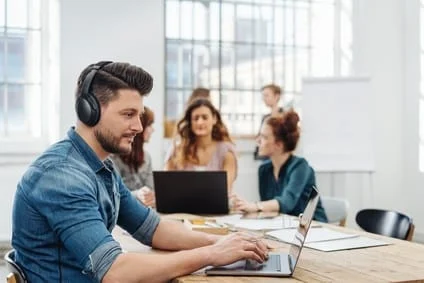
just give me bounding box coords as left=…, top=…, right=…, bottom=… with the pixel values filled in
left=170, top=99, right=232, bottom=169
left=119, top=107, right=154, bottom=172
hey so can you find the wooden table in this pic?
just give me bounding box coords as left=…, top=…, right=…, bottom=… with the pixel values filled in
left=113, top=215, right=424, bottom=283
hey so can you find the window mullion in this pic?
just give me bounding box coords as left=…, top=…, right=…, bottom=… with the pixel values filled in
left=4, top=0, right=9, bottom=137
left=163, top=0, right=352, bottom=136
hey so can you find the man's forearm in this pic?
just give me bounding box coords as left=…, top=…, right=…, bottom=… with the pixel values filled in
left=103, top=246, right=213, bottom=283
left=151, top=219, right=220, bottom=250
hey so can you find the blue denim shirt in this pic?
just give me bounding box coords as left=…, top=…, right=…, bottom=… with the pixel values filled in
left=12, top=128, right=161, bottom=282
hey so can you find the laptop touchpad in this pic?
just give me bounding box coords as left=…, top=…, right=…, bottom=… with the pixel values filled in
left=245, top=255, right=281, bottom=271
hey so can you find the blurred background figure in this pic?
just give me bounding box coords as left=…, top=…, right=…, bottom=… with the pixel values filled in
left=255, top=84, right=285, bottom=160
left=234, top=110, right=328, bottom=222
left=112, top=106, right=156, bottom=207
left=186, top=87, right=211, bottom=106
left=261, top=84, right=284, bottom=118
left=165, top=98, right=238, bottom=192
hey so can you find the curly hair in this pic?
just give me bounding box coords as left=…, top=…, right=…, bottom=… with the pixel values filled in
left=118, top=106, right=154, bottom=172
left=169, top=98, right=233, bottom=169
left=265, top=110, right=300, bottom=152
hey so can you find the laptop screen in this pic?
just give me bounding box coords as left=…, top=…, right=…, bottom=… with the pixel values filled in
left=288, top=186, right=320, bottom=271
left=153, top=170, right=229, bottom=214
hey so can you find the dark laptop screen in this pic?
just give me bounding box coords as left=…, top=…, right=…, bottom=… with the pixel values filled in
left=153, top=171, right=229, bottom=214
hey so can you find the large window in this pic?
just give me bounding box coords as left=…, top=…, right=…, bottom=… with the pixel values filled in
left=165, top=0, right=352, bottom=136
left=0, top=0, right=58, bottom=153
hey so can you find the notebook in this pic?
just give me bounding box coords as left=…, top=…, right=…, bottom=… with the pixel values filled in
left=153, top=171, right=229, bottom=214
left=205, top=186, right=320, bottom=277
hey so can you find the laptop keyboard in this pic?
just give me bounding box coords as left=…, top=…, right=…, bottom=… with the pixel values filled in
left=244, top=254, right=281, bottom=271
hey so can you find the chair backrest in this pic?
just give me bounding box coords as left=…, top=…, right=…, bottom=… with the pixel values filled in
left=355, top=209, right=414, bottom=241
left=4, top=250, right=28, bottom=283
left=321, top=196, right=349, bottom=226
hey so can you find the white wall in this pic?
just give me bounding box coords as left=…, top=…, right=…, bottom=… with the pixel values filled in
left=59, top=0, right=165, bottom=166
left=314, top=0, right=424, bottom=241
left=1, top=0, right=424, bottom=243
left=353, top=0, right=404, bottom=208
left=351, top=0, right=424, bottom=240
left=0, top=164, right=29, bottom=241
left=400, top=0, right=424, bottom=241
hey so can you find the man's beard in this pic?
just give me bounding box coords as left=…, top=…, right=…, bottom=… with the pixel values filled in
left=94, top=126, right=131, bottom=155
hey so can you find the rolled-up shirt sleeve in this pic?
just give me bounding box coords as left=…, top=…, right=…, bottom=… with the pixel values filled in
left=31, top=164, right=123, bottom=282
left=83, top=241, right=122, bottom=282
left=116, top=175, right=160, bottom=246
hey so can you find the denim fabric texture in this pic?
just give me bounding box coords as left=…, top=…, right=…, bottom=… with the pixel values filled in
left=12, top=127, right=160, bottom=282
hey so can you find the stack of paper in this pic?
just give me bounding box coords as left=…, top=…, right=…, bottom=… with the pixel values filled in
left=305, top=236, right=389, bottom=251
left=266, top=227, right=357, bottom=243
left=266, top=227, right=389, bottom=251
left=215, top=215, right=301, bottom=230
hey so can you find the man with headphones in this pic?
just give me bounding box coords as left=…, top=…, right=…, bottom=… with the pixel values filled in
left=11, top=61, right=269, bottom=282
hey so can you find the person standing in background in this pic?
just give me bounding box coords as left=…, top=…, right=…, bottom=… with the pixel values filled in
left=255, top=84, right=284, bottom=160
left=112, top=106, right=156, bottom=207
left=186, top=87, right=211, bottom=105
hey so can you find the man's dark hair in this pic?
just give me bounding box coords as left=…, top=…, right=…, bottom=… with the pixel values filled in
left=75, top=61, right=154, bottom=105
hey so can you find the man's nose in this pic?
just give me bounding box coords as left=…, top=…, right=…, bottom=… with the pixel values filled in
left=133, top=116, right=143, bottom=133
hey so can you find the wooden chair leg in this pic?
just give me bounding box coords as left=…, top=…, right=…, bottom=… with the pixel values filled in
left=406, top=223, right=415, bottom=241
left=6, top=273, right=17, bottom=283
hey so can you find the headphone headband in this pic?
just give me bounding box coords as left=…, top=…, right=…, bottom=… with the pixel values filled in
left=81, top=61, right=113, bottom=97
left=76, top=61, right=113, bottom=127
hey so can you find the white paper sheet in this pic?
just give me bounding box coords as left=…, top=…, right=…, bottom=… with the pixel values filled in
left=305, top=236, right=389, bottom=251
left=215, top=215, right=300, bottom=230
left=266, top=227, right=358, bottom=243
left=215, top=214, right=243, bottom=226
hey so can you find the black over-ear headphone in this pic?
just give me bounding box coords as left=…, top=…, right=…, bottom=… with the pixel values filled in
left=75, top=61, right=113, bottom=127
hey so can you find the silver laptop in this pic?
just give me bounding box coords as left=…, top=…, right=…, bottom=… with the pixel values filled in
left=205, top=186, right=320, bottom=277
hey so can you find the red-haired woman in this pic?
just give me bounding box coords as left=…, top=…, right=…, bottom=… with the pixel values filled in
left=234, top=111, right=328, bottom=222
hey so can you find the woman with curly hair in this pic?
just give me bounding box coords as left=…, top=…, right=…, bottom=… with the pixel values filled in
left=112, top=106, right=156, bottom=207
left=165, top=98, right=238, bottom=191
left=233, top=110, right=328, bottom=222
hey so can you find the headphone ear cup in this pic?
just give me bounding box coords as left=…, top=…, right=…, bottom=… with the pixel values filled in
left=76, top=93, right=101, bottom=127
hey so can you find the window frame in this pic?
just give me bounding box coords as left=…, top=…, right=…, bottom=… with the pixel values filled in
left=0, top=0, right=59, bottom=155
left=165, top=0, right=352, bottom=137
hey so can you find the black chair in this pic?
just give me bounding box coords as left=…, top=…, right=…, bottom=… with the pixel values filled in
left=356, top=209, right=415, bottom=241
left=4, top=250, right=28, bottom=283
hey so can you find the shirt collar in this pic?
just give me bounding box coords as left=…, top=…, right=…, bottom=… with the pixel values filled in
left=277, top=154, right=293, bottom=177
left=67, top=127, right=108, bottom=173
